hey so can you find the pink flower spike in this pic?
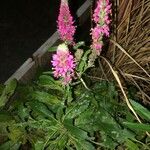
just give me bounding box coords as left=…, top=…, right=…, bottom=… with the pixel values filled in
left=91, top=0, right=111, bottom=56
left=93, top=0, right=111, bottom=25
left=51, top=43, right=76, bottom=85
left=57, top=0, right=76, bottom=44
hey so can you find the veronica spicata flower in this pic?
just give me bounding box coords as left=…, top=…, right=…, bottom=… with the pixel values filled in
left=91, top=0, right=111, bottom=55
left=57, top=0, right=76, bottom=44
left=93, top=0, right=111, bottom=25
left=51, top=43, right=76, bottom=85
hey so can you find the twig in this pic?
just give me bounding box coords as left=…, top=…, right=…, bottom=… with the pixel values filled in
left=76, top=72, right=91, bottom=90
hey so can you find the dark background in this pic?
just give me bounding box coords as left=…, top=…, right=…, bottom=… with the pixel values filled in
left=0, top=0, right=85, bottom=83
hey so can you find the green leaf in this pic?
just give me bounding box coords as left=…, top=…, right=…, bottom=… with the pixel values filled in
left=0, top=112, right=15, bottom=135
left=56, top=105, right=64, bottom=121
left=14, top=85, right=33, bottom=103
left=99, top=133, right=118, bottom=149
left=74, top=140, right=95, bottom=150
left=34, top=140, right=45, bottom=150
left=43, top=71, right=53, bottom=75
left=8, top=126, right=25, bottom=142
left=65, top=99, right=90, bottom=119
left=130, top=99, right=150, bottom=121
left=17, top=103, right=29, bottom=121
left=38, top=75, right=63, bottom=92
left=0, top=84, right=4, bottom=95
left=77, top=50, right=91, bottom=73
left=75, top=108, right=95, bottom=132
left=0, top=110, right=14, bottom=122
left=27, top=101, right=55, bottom=122
left=93, top=81, right=119, bottom=112
left=47, top=46, right=57, bottom=52
left=82, top=141, right=95, bottom=150
left=66, top=146, right=74, bottom=150
left=0, top=79, right=17, bottom=107
left=55, top=134, right=68, bottom=149
left=123, top=122, right=150, bottom=132
left=64, top=121, right=89, bottom=140
left=125, top=139, right=139, bottom=150
left=31, top=91, right=61, bottom=105
left=73, top=41, right=85, bottom=50
left=0, top=141, right=20, bottom=150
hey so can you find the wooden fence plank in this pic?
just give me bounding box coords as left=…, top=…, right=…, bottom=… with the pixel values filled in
left=76, top=0, right=91, bottom=25
left=33, top=31, right=60, bottom=67
left=5, top=58, right=37, bottom=84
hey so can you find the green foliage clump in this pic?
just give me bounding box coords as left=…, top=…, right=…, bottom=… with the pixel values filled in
left=0, top=76, right=150, bottom=150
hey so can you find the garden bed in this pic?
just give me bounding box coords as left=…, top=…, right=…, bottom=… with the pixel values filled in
left=0, top=0, right=150, bottom=149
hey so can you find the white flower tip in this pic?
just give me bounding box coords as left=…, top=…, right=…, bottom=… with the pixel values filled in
left=57, top=43, right=68, bottom=52
left=61, top=0, right=68, bottom=4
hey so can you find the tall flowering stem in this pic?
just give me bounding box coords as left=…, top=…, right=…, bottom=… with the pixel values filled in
left=91, top=0, right=111, bottom=56
left=57, top=0, right=76, bottom=44
left=51, top=43, right=76, bottom=85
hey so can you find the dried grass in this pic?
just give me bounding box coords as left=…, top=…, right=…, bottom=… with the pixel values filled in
left=96, top=0, right=150, bottom=104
